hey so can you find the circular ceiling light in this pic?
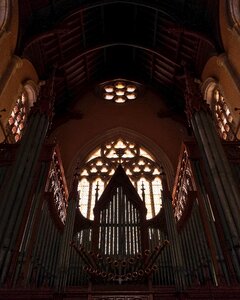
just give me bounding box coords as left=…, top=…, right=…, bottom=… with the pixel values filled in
left=126, top=85, right=136, bottom=93
left=126, top=93, right=136, bottom=100
left=116, top=90, right=125, bottom=96
left=115, top=97, right=126, bottom=103
left=115, top=82, right=125, bottom=89
left=104, top=86, right=114, bottom=93
left=104, top=93, right=114, bottom=100
left=99, top=79, right=142, bottom=104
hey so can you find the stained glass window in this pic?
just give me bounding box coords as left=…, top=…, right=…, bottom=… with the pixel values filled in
left=6, top=91, right=29, bottom=143
left=0, top=0, right=8, bottom=31
left=78, top=138, right=163, bottom=220
left=212, top=88, right=236, bottom=141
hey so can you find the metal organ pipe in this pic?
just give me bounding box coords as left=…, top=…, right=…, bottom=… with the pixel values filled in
left=161, top=171, right=186, bottom=290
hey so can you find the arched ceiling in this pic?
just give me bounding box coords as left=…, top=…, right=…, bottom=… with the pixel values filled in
left=17, top=0, right=221, bottom=129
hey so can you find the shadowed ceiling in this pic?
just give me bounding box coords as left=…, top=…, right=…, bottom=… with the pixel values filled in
left=17, top=0, right=221, bottom=128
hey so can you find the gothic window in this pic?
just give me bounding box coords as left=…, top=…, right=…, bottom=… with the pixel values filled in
left=0, top=0, right=9, bottom=32
left=212, top=88, right=235, bottom=141
left=6, top=84, right=37, bottom=143
left=6, top=91, right=29, bottom=143
left=227, top=0, right=240, bottom=31
left=78, top=138, right=163, bottom=220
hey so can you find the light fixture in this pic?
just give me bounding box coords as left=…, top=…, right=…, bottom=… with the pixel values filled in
left=100, top=79, right=142, bottom=104
left=115, top=97, right=126, bottom=103
left=104, top=86, right=114, bottom=93
left=116, top=90, right=125, bottom=96
left=104, top=93, right=114, bottom=100
left=115, top=82, right=125, bottom=89
left=126, top=85, right=136, bottom=92
left=126, top=93, right=136, bottom=100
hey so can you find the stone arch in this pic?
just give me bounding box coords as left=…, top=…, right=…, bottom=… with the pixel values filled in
left=67, top=127, right=175, bottom=189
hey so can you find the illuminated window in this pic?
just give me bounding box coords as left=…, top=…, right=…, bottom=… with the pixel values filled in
left=6, top=92, right=29, bottom=143
left=0, top=0, right=9, bottom=32
left=99, top=79, right=142, bottom=104
left=78, top=138, right=163, bottom=220
left=6, top=83, right=37, bottom=143
left=212, top=88, right=235, bottom=141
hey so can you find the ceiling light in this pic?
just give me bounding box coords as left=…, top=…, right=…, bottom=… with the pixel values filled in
left=115, top=97, right=126, bottom=103
left=104, top=93, right=114, bottom=100
left=126, top=85, right=136, bottom=92
left=116, top=90, right=125, bottom=96
left=115, top=82, right=125, bottom=89
left=126, top=93, right=136, bottom=100
left=104, top=86, right=114, bottom=93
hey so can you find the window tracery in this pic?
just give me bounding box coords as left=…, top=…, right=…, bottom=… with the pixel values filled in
left=212, top=88, right=236, bottom=141
left=6, top=83, right=37, bottom=143
left=0, top=0, right=9, bottom=32
left=6, top=91, right=29, bottom=143
left=78, top=138, right=163, bottom=220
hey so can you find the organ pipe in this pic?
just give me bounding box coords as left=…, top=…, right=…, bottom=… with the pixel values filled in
left=161, top=171, right=186, bottom=290
left=185, top=70, right=240, bottom=280
left=55, top=173, right=79, bottom=291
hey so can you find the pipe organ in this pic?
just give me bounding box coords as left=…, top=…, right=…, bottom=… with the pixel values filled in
left=1, top=138, right=240, bottom=298
left=97, top=187, right=142, bottom=256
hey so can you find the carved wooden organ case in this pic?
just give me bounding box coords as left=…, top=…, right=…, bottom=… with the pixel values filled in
left=71, top=165, right=170, bottom=287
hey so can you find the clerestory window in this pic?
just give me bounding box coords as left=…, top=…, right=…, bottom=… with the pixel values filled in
left=6, top=91, right=29, bottom=143
left=212, top=88, right=236, bottom=141
left=78, top=138, right=163, bottom=220
left=0, top=0, right=9, bottom=32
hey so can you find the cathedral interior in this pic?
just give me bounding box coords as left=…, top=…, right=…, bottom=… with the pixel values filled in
left=0, top=0, right=240, bottom=299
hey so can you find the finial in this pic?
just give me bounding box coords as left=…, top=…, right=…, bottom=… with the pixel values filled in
left=95, top=181, right=99, bottom=203
left=141, top=181, right=146, bottom=204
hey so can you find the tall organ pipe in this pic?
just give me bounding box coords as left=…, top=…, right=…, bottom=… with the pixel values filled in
left=0, top=80, right=54, bottom=287
left=55, top=173, right=79, bottom=291
left=161, top=171, right=186, bottom=290
left=185, top=72, right=240, bottom=280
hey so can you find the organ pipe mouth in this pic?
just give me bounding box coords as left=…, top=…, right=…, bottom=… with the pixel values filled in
left=127, top=273, right=132, bottom=280
left=113, top=260, right=119, bottom=267
left=97, top=253, right=103, bottom=260
left=96, top=270, right=101, bottom=276
left=121, top=260, right=127, bottom=267
left=152, top=264, right=158, bottom=271
left=145, top=267, right=151, bottom=275
left=136, top=253, right=142, bottom=259
left=144, top=249, right=150, bottom=256
left=108, top=273, right=114, bottom=280
left=128, top=257, right=136, bottom=264
left=138, top=269, right=144, bottom=277
left=88, top=267, right=94, bottom=274
left=101, top=271, right=107, bottom=278
left=106, top=257, right=113, bottom=264
left=121, top=274, right=127, bottom=281
left=83, top=266, right=88, bottom=272
left=132, top=272, right=138, bottom=279
left=114, top=274, right=120, bottom=281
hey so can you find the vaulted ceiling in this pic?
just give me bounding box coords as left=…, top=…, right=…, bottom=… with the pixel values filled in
left=17, top=0, right=221, bottom=128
